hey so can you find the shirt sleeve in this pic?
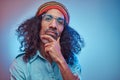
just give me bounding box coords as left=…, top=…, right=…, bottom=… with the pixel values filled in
left=70, top=63, right=82, bottom=79
left=9, top=58, right=25, bottom=80
left=68, top=55, right=82, bottom=80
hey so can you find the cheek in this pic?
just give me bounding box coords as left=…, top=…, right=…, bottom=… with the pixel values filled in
left=59, top=26, right=64, bottom=35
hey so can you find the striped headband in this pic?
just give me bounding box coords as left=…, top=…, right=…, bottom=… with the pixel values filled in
left=36, top=1, right=70, bottom=24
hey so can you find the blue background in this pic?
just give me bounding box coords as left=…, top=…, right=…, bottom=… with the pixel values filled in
left=0, top=0, right=120, bottom=80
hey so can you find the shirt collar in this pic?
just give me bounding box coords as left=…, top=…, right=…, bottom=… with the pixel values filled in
left=29, top=50, right=46, bottom=63
left=29, top=50, right=57, bottom=66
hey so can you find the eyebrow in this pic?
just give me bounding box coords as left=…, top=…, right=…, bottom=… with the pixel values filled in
left=45, top=14, right=64, bottom=19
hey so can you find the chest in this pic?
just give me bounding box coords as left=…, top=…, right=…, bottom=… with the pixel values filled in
left=27, top=60, right=63, bottom=80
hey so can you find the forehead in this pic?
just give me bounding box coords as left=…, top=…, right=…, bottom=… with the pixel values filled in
left=46, top=9, right=64, bottom=19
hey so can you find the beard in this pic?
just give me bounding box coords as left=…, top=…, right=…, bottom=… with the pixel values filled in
left=45, top=28, right=59, bottom=40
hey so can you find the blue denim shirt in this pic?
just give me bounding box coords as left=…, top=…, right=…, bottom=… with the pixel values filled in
left=9, top=51, right=81, bottom=80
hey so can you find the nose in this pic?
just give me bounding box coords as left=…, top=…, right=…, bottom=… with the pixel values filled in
left=50, top=19, right=58, bottom=28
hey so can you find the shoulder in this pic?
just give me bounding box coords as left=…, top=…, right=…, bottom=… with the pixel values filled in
left=15, top=53, right=26, bottom=65
left=69, top=54, right=81, bottom=71
left=15, top=53, right=25, bottom=59
left=10, top=53, right=27, bottom=71
left=68, top=54, right=82, bottom=75
left=69, top=61, right=81, bottom=73
left=9, top=53, right=29, bottom=79
left=68, top=61, right=82, bottom=80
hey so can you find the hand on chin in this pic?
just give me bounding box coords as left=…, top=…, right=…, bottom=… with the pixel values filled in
left=40, top=34, right=57, bottom=44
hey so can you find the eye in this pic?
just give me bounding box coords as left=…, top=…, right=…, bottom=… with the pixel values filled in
left=43, top=14, right=53, bottom=22
left=57, top=18, right=64, bottom=25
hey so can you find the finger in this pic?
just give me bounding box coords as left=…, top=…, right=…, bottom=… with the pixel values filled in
left=44, top=46, right=53, bottom=56
left=41, top=35, right=55, bottom=42
left=44, top=42, right=53, bottom=47
left=44, top=46, right=51, bottom=54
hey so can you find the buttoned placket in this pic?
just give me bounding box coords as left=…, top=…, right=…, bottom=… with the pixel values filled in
left=46, top=61, right=56, bottom=80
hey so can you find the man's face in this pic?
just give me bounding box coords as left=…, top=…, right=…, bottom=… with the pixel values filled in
left=40, top=9, right=64, bottom=41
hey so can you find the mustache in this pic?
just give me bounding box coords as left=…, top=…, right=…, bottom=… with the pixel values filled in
left=45, top=28, right=59, bottom=40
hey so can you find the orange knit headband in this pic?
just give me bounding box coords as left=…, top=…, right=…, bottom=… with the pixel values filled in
left=36, top=1, right=69, bottom=24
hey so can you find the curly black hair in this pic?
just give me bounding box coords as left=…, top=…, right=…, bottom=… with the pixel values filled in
left=16, top=14, right=84, bottom=65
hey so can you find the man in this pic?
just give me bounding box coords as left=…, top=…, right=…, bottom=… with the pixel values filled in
left=9, top=1, right=84, bottom=80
